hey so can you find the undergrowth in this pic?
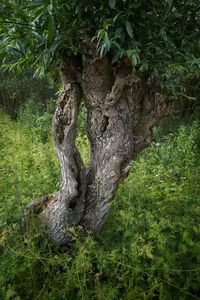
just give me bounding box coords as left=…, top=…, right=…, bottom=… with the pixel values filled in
left=0, top=106, right=199, bottom=300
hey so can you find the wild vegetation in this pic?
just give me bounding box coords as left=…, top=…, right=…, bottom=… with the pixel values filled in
left=0, top=1, right=200, bottom=298
left=1, top=0, right=200, bottom=242
left=0, top=101, right=199, bottom=299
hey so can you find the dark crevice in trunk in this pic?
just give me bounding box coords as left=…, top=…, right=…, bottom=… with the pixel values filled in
left=69, top=197, right=79, bottom=210
left=100, top=115, right=109, bottom=133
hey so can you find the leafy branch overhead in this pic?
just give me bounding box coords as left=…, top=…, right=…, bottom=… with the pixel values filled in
left=0, top=0, right=200, bottom=95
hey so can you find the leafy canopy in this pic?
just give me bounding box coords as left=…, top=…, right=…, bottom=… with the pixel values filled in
left=0, top=0, right=200, bottom=95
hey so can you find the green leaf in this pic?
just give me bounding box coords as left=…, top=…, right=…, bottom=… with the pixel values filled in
left=18, top=41, right=25, bottom=56
left=100, top=45, right=105, bottom=58
left=140, top=61, right=149, bottom=72
left=125, top=20, right=133, bottom=38
left=111, top=41, right=121, bottom=50
left=28, top=0, right=45, bottom=8
left=49, top=39, right=62, bottom=55
left=113, top=13, right=120, bottom=23
left=104, top=32, right=111, bottom=50
left=32, top=31, right=45, bottom=43
left=109, top=0, right=116, bottom=9
left=126, top=49, right=140, bottom=66
left=48, top=4, right=53, bottom=14
left=182, top=230, right=188, bottom=241
left=131, top=54, right=138, bottom=65
left=8, top=46, right=25, bottom=57
left=32, top=6, right=48, bottom=23
left=33, top=65, right=45, bottom=78
left=48, top=15, right=55, bottom=43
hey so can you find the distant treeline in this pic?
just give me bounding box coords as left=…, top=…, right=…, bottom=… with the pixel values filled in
left=0, top=68, right=199, bottom=120
left=0, top=69, right=56, bottom=118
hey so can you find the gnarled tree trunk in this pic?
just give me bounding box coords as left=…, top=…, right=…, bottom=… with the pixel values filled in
left=27, top=55, right=171, bottom=244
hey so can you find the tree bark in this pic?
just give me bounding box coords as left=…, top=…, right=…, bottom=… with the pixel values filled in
left=27, top=56, right=86, bottom=244
left=27, top=55, right=171, bottom=244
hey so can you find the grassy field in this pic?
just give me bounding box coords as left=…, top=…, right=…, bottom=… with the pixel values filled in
left=0, top=108, right=199, bottom=300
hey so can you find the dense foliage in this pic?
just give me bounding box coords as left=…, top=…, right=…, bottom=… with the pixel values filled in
left=0, top=0, right=200, bottom=96
left=0, top=105, right=199, bottom=299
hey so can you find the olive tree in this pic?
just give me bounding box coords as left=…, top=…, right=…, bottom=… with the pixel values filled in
left=0, top=0, right=199, bottom=244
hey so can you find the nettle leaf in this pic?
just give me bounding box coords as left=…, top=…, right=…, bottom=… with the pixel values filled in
left=109, top=0, right=116, bottom=9
left=125, top=20, right=133, bottom=38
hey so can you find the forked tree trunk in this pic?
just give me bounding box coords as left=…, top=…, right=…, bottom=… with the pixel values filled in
left=27, top=55, right=171, bottom=244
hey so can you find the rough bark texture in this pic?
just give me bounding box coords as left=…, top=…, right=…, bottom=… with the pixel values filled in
left=27, top=55, right=172, bottom=244
left=80, top=57, right=170, bottom=232
left=27, top=56, right=86, bottom=244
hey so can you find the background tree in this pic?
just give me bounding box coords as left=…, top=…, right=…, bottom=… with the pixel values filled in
left=0, top=68, right=56, bottom=117
left=0, top=0, right=199, bottom=244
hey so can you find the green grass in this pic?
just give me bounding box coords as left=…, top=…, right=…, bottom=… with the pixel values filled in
left=0, top=110, right=199, bottom=300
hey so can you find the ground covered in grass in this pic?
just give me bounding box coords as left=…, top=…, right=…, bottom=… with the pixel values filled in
left=0, top=109, right=199, bottom=300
